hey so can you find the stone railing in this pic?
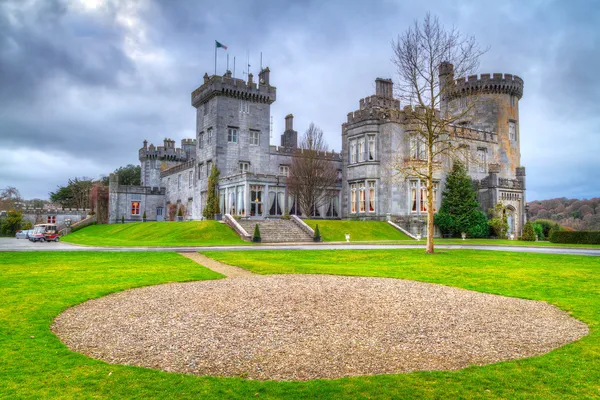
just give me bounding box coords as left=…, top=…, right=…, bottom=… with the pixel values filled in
left=223, top=214, right=251, bottom=241
left=60, top=215, right=97, bottom=236
left=387, top=220, right=418, bottom=240
left=291, top=215, right=315, bottom=238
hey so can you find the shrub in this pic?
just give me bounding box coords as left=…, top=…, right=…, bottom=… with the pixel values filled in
left=488, top=203, right=509, bottom=238
left=177, top=208, right=183, bottom=217
left=532, top=219, right=562, bottom=238
left=142, top=211, right=147, bottom=221
left=314, top=224, right=321, bottom=242
left=203, top=165, right=221, bottom=220
left=121, top=215, right=125, bottom=224
left=532, top=222, right=544, bottom=240
left=253, top=224, right=261, bottom=242
left=521, top=221, right=536, bottom=241
left=465, top=211, right=489, bottom=238
left=550, top=231, right=600, bottom=244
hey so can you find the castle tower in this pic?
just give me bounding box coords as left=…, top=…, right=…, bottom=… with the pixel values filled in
left=442, top=63, right=524, bottom=179
left=139, top=138, right=193, bottom=187
left=191, top=67, right=277, bottom=178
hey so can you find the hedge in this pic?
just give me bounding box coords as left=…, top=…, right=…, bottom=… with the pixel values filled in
left=550, top=231, right=600, bottom=244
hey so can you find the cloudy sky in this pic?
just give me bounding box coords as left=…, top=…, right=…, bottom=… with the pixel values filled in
left=1, top=0, right=599, bottom=201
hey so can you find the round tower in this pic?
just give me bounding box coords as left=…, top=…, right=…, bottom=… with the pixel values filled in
left=447, top=71, right=524, bottom=179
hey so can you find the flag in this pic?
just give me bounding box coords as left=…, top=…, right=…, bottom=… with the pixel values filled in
left=216, top=41, right=228, bottom=50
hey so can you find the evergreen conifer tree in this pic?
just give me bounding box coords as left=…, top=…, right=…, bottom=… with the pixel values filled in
left=202, top=165, right=220, bottom=220
left=522, top=220, right=536, bottom=241
left=435, top=161, right=488, bottom=237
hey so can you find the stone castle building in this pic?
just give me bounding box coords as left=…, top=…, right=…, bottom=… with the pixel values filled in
left=109, top=62, right=526, bottom=236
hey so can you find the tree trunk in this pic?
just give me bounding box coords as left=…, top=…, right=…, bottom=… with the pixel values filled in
left=426, top=146, right=435, bottom=254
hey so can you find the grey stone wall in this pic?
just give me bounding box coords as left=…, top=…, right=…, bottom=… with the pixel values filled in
left=21, top=209, right=89, bottom=229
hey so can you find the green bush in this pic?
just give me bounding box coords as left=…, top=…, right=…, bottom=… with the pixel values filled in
left=314, top=224, right=321, bottom=242
left=550, top=231, right=600, bottom=244
left=465, top=210, right=489, bottom=238
left=521, top=221, right=536, bottom=241
left=253, top=224, right=261, bottom=243
left=533, top=219, right=562, bottom=238
left=532, top=222, right=544, bottom=240
left=488, top=203, right=509, bottom=238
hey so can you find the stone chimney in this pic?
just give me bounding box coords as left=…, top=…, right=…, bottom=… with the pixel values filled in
left=375, top=78, right=393, bottom=99
left=248, top=72, right=253, bottom=85
left=258, top=67, right=270, bottom=85
left=281, top=114, right=298, bottom=149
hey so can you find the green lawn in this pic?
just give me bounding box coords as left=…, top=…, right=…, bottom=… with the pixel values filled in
left=62, top=221, right=246, bottom=247
left=203, top=249, right=600, bottom=399
left=3, top=250, right=599, bottom=399
left=379, top=238, right=600, bottom=248
left=304, top=219, right=412, bottom=241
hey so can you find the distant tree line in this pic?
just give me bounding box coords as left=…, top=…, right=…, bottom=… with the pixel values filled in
left=529, top=198, right=600, bottom=231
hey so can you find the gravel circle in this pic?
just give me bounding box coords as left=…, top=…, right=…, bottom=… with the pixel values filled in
left=52, top=275, right=588, bottom=381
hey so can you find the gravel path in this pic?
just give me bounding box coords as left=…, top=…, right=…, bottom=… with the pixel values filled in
left=52, top=275, right=588, bottom=381
left=179, top=252, right=257, bottom=278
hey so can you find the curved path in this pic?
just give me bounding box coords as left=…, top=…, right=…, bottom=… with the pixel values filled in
left=2, top=238, right=600, bottom=256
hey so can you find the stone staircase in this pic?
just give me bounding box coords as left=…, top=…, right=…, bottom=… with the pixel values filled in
left=237, top=219, right=314, bottom=243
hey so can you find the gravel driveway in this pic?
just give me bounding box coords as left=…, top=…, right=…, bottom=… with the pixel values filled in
left=52, top=274, right=588, bottom=381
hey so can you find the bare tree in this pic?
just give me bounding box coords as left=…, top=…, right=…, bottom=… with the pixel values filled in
left=0, top=186, right=22, bottom=210
left=392, top=13, right=486, bottom=253
left=287, top=123, right=339, bottom=217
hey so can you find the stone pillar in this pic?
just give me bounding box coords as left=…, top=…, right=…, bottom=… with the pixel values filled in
left=488, top=164, right=500, bottom=207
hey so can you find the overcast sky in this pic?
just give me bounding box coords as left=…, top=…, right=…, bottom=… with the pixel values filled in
left=1, top=0, right=599, bottom=201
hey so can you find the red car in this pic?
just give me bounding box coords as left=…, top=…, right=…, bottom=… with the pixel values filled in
left=30, top=224, right=60, bottom=242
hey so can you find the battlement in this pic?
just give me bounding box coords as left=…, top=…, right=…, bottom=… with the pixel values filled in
left=112, top=184, right=166, bottom=196
left=191, top=70, right=277, bottom=108
left=345, top=107, right=407, bottom=126
left=359, top=94, right=401, bottom=111
left=269, top=145, right=343, bottom=161
left=139, top=138, right=192, bottom=162
left=450, top=72, right=524, bottom=99
left=160, top=159, right=195, bottom=178
left=448, top=124, right=498, bottom=143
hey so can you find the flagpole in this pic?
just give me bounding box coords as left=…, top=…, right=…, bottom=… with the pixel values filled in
left=233, top=57, right=236, bottom=79
left=227, top=53, right=229, bottom=72
left=214, top=40, right=217, bottom=76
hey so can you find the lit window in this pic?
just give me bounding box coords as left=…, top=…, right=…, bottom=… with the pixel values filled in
left=199, top=132, right=204, bottom=149
left=279, top=165, right=289, bottom=176
left=250, top=130, right=260, bottom=145
left=228, top=128, right=238, bottom=143
left=358, top=139, right=365, bottom=162
left=410, top=180, right=417, bottom=213
left=350, top=140, right=357, bottom=164
left=131, top=201, right=140, bottom=215
left=368, top=135, right=375, bottom=160
left=350, top=183, right=357, bottom=213
left=478, top=149, right=487, bottom=173
left=368, top=181, right=376, bottom=212
left=189, top=171, right=193, bottom=188
left=509, top=121, right=517, bottom=142
left=359, top=182, right=366, bottom=212
left=207, top=128, right=213, bottom=145
left=239, top=162, right=249, bottom=173
left=47, top=215, right=56, bottom=224
left=420, top=182, right=428, bottom=212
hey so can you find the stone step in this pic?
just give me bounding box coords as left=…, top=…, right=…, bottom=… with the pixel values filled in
left=237, top=219, right=313, bottom=243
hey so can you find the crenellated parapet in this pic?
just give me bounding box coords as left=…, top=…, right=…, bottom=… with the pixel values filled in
left=191, top=70, right=276, bottom=108
left=449, top=73, right=524, bottom=99
left=160, top=159, right=196, bottom=178
left=139, top=138, right=192, bottom=163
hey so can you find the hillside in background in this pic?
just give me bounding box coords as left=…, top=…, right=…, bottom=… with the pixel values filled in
left=529, top=198, right=600, bottom=231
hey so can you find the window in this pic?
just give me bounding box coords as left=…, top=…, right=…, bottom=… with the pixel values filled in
left=178, top=174, right=181, bottom=189
left=279, top=165, right=289, bottom=176
left=239, top=162, right=249, bottom=173
left=199, top=132, right=204, bottom=149
left=189, top=171, right=193, bottom=188
left=350, top=140, right=357, bottom=163
left=510, top=95, right=517, bottom=107
left=368, top=181, right=376, bottom=212
left=47, top=215, right=56, bottom=224
left=368, top=135, right=375, bottom=160
left=207, top=128, right=213, bottom=145
left=350, top=183, right=357, bottom=213
left=239, top=101, right=250, bottom=113
left=509, top=121, right=517, bottom=142
left=198, top=163, right=204, bottom=179
left=156, top=207, right=163, bottom=216
left=228, top=127, right=238, bottom=143
left=250, top=130, right=260, bottom=145
left=410, top=180, right=417, bottom=212
left=131, top=201, right=140, bottom=215
left=207, top=161, right=212, bottom=176
left=409, top=135, right=427, bottom=160
left=477, top=148, right=487, bottom=173
left=203, top=102, right=208, bottom=116
left=250, top=185, right=263, bottom=216
left=417, top=181, right=439, bottom=213
left=359, top=182, right=366, bottom=212
left=358, top=139, right=365, bottom=162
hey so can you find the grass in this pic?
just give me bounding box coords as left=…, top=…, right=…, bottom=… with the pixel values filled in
left=61, top=221, right=246, bottom=247
left=360, top=238, right=600, bottom=248
left=3, top=250, right=599, bottom=398
left=304, top=219, right=412, bottom=241
left=203, top=249, right=600, bottom=399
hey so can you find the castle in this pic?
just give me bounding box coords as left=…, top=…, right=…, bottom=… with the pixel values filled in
left=109, top=62, right=526, bottom=236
